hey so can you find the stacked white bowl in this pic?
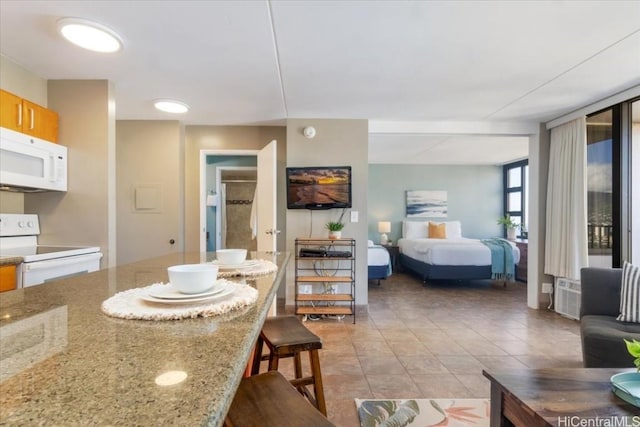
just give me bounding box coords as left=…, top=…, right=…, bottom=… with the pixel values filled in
left=216, top=249, right=247, bottom=265
left=167, top=264, right=219, bottom=294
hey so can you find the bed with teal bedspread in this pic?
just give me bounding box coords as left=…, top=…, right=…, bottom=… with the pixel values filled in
left=481, top=238, right=515, bottom=280
left=398, top=236, right=520, bottom=282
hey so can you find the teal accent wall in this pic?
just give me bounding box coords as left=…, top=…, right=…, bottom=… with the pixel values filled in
left=368, top=164, right=503, bottom=243
left=206, top=156, right=257, bottom=251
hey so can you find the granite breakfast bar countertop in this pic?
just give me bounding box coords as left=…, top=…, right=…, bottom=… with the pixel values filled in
left=0, top=251, right=289, bottom=426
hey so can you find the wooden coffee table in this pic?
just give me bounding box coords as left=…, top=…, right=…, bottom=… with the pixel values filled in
left=483, top=368, right=639, bottom=426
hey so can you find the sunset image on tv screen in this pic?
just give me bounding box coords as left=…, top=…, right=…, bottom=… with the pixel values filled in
left=287, top=167, right=351, bottom=208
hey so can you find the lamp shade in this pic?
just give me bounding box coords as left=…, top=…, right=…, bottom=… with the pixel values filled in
left=378, top=221, right=391, bottom=233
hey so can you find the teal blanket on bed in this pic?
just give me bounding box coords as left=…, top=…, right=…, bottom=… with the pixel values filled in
left=481, top=238, right=515, bottom=280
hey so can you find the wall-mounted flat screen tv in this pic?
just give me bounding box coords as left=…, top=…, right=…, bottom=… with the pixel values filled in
left=286, top=166, right=352, bottom=210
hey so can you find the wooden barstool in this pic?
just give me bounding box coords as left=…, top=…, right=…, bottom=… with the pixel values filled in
left=224, top=371, right=334, bottom=427
left=251, top=315, right=327, bottom=416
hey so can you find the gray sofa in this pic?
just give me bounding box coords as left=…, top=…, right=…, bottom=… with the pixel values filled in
left=580, top=267, right=640, bottom=368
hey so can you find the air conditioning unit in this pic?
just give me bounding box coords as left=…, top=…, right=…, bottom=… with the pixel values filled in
left=554, top=278, right=581, bottom=320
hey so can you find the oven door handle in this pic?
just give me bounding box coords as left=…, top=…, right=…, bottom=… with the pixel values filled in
left=23, top=253, right=103, bottom=271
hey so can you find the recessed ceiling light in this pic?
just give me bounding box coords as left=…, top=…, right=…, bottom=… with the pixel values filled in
left=154, top=99, right=190, bottom=114
left=57, top=17, right=122, bottom=53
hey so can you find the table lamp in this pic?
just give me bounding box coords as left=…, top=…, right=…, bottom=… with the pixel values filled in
left=378, top=221, right=391, bottom=245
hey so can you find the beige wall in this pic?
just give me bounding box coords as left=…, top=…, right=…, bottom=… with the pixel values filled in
left=0, top=192, right=23, bottom=213
left=528, top=124, right=552, bottom=309
left=285, top=118, right=369, bottom=308
left=0, top=54, right=48, bottom=106
left=25, top=80, right=114, bottom=267
left=184, top=126, right=287, bottom=253
left=116, top=121, right=183, bottom=265
left=0, top=55, right=49, bottom=213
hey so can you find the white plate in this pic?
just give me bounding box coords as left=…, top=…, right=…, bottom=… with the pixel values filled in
left=212, top=260, right=260, bottom=270
left=148, top=283, right=227, bottom=300
left=140, top=287, right=235, bottom=305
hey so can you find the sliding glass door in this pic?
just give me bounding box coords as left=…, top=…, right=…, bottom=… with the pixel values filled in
left=586, top=108, right=615, bottom=265
left=631, top=100, right=639, bottom=264
left=586, top=97, right=638, bottom=267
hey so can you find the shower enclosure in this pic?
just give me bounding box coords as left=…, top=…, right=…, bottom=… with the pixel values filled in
left=215, top=168, right=258, bottom=251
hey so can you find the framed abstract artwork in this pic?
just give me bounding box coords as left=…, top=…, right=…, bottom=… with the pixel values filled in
left=406, top=190, right=447, bottom=218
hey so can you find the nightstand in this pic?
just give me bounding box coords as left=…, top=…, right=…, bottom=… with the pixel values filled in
left=383, top=244, right=400, bottom=272
left=514, top=239, right=527, bottom=282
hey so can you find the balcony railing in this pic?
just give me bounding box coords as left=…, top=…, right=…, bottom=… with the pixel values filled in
left=588, top=224, right=613, bottom=253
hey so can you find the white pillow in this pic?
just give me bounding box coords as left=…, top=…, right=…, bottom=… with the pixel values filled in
left=403, top=221, right=428, bottom=239
left=617, top=261, right=640, bottom=323
left=427, top=221, right=462, bottom=239
left=444, top=221, right=462, bottom=239
left=367, top=240, right=374, bottom=247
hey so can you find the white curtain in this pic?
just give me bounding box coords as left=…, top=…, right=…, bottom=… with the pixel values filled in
left=544, top=117, right=588, bottom=280
left=220, top=183, right=227, bottom=249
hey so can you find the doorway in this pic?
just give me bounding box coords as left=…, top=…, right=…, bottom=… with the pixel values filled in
left=202, top=153, right=257, bottom=252
left=199, top=141, right=278, bottom=254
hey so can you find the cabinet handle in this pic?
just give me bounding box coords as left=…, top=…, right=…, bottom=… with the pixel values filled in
left=29, top=108, right=35, bottom=130
left=17, top=104, right=23, bottom=126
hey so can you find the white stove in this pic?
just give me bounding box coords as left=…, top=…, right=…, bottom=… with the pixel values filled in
left=0, top=214, right=102, bottom=287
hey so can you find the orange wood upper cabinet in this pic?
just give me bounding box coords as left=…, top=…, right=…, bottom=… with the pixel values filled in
left=22, top=99, right=59, bottom=142
left=0, top=89, right=59, bottom=143
left=0, top=89, right=23, bottom=132
left=0, top=264, right=17, bottom=292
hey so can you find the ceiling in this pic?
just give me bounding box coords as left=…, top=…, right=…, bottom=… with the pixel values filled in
left=1, top=1, right=639, bottom=165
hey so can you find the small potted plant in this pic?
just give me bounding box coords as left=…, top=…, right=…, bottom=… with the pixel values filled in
left=497, top=214, right=518, bottom=240
left=624, top=339, right=640, bottom=372
left=326, top=221, right=345, bottom=239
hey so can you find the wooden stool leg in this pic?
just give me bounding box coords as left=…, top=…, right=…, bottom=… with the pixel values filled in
left=268, top=352, right=280, bottom=371
left=251, top=335, right=265, bottom=375
left=294, top=352, right=303, bottom=379
left=309, top=349, right=326, bottom=416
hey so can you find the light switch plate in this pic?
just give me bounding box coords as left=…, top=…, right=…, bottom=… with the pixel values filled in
left=350, top=211, right=358, bottom=222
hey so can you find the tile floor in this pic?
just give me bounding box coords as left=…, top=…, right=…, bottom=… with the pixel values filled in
left=276, top=272, right=582, bottom=427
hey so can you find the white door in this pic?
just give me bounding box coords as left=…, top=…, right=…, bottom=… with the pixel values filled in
left=257, top=140, right=277, bottom=252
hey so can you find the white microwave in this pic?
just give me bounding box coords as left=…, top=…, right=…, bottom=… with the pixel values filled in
left=0, top=127, right=67, bottom=192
